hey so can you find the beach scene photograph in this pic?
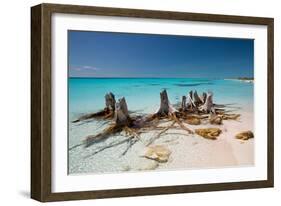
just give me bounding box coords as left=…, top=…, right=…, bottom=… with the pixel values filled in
left=68, top=30, right=254, bottom=175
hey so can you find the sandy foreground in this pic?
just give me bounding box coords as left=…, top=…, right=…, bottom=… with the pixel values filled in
left=69, top=110, right=254, bottom=174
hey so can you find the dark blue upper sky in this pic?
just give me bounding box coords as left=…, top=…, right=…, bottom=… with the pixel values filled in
left=68, top=31, right=254, bottom=78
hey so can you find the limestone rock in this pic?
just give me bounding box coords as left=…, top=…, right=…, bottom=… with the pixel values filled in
left=195, top=128, right=222, bottom=140
left=144, top=145, right=171, bottom=163
left=235, top=131, right=254, bottom=140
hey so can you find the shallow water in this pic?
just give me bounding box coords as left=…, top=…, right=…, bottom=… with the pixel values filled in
left=69, top=78, right=253, bottom=117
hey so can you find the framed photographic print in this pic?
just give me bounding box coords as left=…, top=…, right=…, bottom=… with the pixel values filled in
left=31, top=3, right=274, bottom=202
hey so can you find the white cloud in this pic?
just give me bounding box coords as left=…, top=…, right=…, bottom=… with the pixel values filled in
left=70, top=65, right=100, bottom=71
left=83, top=65, right=99, bottom=71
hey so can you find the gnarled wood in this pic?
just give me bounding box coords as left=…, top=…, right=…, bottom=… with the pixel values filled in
left=77, top=89, right=241, bottom=157
left=171, top=113, right=193, bottom=134
left=187, top=91, right=194, bottom=107
left=199, top=92, right=214, bottom=113
left=105, top=92, right=116, bottom=111
left=115, top=97, right=131, bottom=126
left=84, top=124, right=123, bottom=147
left=181, top=96, right=187, bottom=111
left=157, top=89, right=176, bottom=116
left=193, top=90, right=201, bottom=105
left=200, top=92, right=207, bottom=104
left=209, top=113, right=222, bottom=125
left=187, top=90, right=197, bottom=112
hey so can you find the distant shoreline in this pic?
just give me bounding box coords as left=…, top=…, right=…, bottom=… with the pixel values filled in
left=224, top=77, right=254, bottom=83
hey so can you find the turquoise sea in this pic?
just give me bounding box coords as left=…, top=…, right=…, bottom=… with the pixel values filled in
left=68, top=78, right=253, bottom=120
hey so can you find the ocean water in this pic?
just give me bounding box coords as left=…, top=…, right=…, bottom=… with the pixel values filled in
left=68, top=78, right=254, bottom=174
left=69, top=78, right=253, bottom=119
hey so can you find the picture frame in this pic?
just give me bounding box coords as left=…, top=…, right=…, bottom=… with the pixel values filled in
left=31, top=3, right=274, bottom=202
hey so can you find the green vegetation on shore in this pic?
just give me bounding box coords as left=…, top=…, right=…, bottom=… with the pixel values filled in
left=237, top=77, right=254, bottom=80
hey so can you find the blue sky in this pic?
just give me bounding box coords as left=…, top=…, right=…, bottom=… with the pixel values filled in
left=68, top=30, right=254, bottom=78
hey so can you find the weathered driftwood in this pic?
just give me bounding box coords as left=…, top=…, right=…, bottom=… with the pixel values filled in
left=209, top=113, right=223, bottom=125
left=84, top=124, right=123, bottom=147
left=84, top=97, right=135, bottom=147
left=195, top=128, right=222, bottom=140
left=146, top=90, right=193, bottom=145
left=222, top=114, right=240, bottom=120
left=84, top=90, right=193, bottom=149
left=199, top=92, right=214, bottom=113
left=200, top=92, right=207, bottom=104
left=157, top=90, right=193, bottom=131
left=186, top=116, right=201, bottom=125
left=72, top=92, right=116, bottom=123
left=73, top=88, right=242, bottom=157
left=105, top=92, right=116, bottom=111
left=157, top=90, right=177, bottom=116
left=181, top=96, right=187, bottom=111
left=187, top=91, right=195, bottom=107
left=115, top=97, right=131, bottom=126
left=186, top=91, right=197, bottom=112
left=171, top=113, right=193, bottom=134
left=193, top=90, right=202, bottom=105
left=235, top=131, right=254, bottom=140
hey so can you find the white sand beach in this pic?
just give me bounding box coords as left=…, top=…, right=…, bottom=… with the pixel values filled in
left=68, top=109, right=254, bottom=174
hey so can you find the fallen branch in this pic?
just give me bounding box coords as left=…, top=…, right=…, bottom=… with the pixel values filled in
left=171, top=113, right=194, bottom=134
left=84, top=124, right=123, bottom=147
left=84, top=97, right=137, bottom=147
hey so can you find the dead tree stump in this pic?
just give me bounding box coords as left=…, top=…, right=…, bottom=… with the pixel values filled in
left=181, top=96, right=187, bottom=111
left=187, top=91, right=197, bottom=112
left=105, top=92, right=116, bottom=111
left=115, top=97, right=131, bottom=126
left=84, top=97, right=132, bottom=147
left=157, top=90, right=171, bottom=116
left=199, top=92, right=214, bottom=113
left=200, top=92, right=207, bottom=104
left=193, top=90, right=202, bottom=105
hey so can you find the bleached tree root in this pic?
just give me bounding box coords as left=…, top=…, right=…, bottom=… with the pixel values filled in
left=115, top=97, right=131, bottom=126
left=84, top=124, right=123, bottom=147
left=199, top=91, right=214, bottom=113
left=157, top=90, right=177, bottom=116
left=77, top=89, right=241, bottom=158
left=170, top=113, right=194, bottom=134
